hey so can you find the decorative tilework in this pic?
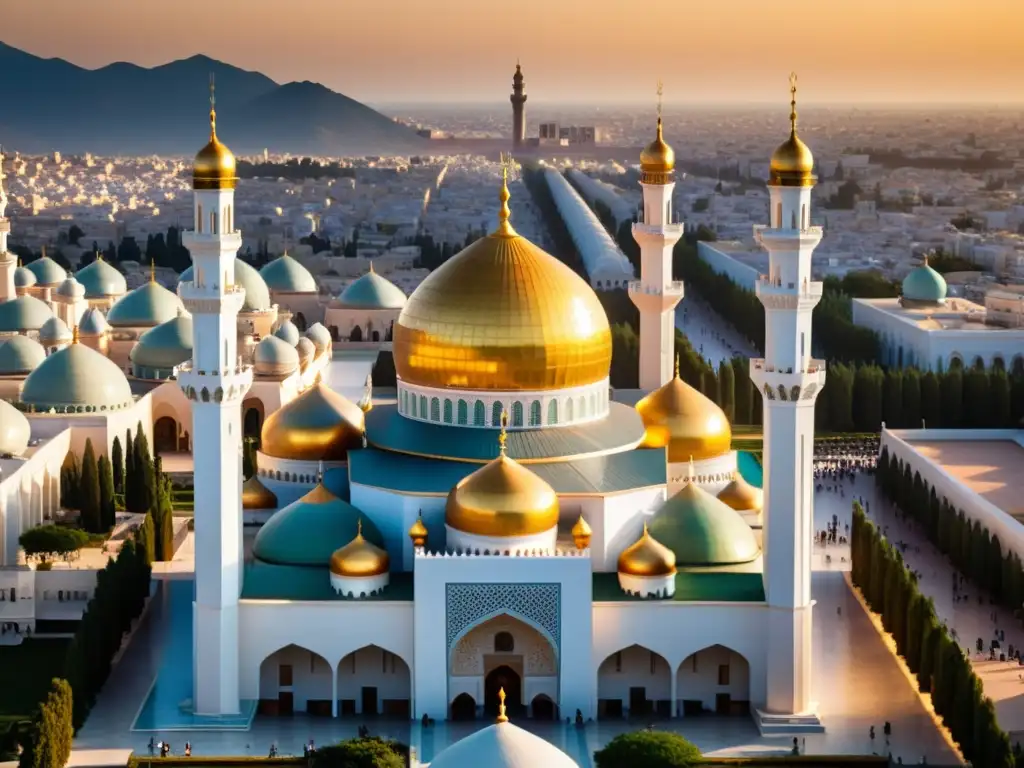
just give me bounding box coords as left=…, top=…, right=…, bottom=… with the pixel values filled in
left=445, top=583, right=560, bottom=650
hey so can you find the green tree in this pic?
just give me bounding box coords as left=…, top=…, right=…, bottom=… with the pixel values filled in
left=852, top=364, right=883, bottom=431
left=139, top=512, right=156, bottom=565
left=921, top=371, right=942, bottom=427
left=311, top=737, right=406, bottom=768
left=990, top=368, right=1011, bottom=427
left=111, top=436, right=124, bottom=495
left=98, top=455, right=115, bottom=531
left=133, top=424, right=155, bottom=514
left=19, top=678, right=72, bottom=768
left=79, top=439, right=101, bottom=533
left=19, top=525, right=88, bottom=563
left=594, top=731, right=702, bottom=768
left=940, top=368, right=964, bottom=427
left=124, top=429, right=135, bottom=511
left=902, top=367, right=922, bottom=428
left=882, top=369, right=904, bottom=428
left=718, top=360, right=735, bottom=423
left=963, top=368, right=991, bottom=427
left=59, top=452, right=81, bottom=511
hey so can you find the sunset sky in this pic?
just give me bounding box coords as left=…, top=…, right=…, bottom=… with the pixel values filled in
left=5, top=0, right=1023, bottom=105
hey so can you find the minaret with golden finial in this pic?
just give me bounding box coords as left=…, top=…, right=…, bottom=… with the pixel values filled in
left=0, top=144, right=15, bottom=303
left=180, top=73, right=251, bottom=717
left=630, top=80, right=685, bottom=391
left=750, top=73, right=824, bottom=729
left=510, top=61, right=527, bottom=148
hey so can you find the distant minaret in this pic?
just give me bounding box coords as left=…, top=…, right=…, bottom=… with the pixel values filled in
left=0, top=147, right=14, bottom=303
left=510, top=61, right=527, bottom=148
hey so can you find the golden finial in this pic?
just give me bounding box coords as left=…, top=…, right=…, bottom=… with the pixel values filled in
left=674, top=354, right=680, bottom=379
left=496, top=688, right=509, bottom=723
left=149, top=260, right=156, bottom=283
left=356, top=518, right=363, bottom=539
left=96, top=246, right=102, bottom=262
left=642, top=519, right=650, bottom=536
left=209, top=73, right=218, bottom=140
left=498, top=410, right=509, bottom=455
left=368, top=260, right=375, bottom=274
left=41, top=245, right=46, bottom=260
left=494, top=154, right=518, bottom=237
left=688, top=456, right=695, bottom=481
left=72, top=324, right=80, bottom=345
left=656, top=79, right=664, bottom=124
left=788, top=72, right=798, bottom=135
left=317, top=460, right=324, bottom=484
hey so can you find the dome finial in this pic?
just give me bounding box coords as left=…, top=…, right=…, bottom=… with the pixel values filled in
left=72, top=324, right=80, bottom=345
left=356, top=517, right=363, bottom=539
left=368, top=260, right=375, bottom=274
left=688, top=456, right=695, bottom=481
left=674, top=353, right=680, bottom=379
left=149, top=260, right=156, bottom=283
left=656, top=78, right=664, bottom=134
left=493, top=154, right=518, bottom=237
left=496, top=687, right=509, bottom=723
left=209, top=72, right=218, bottom=141
left=498, top=410, right=509, bottom=455
left=41, top=245, right=46, bottom=260
left=317, top=460, right=324, bottom=484
left=788, top=72, right=798, bottom=137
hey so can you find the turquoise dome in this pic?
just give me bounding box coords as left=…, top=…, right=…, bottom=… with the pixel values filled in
left=0, top=335, right=46, bottom=375
left=180, top=258, right=271, bottom=312
left=25, top=256, right=67, bottom=286
left=902, top=259, right=947, bottom=304
left=130, top=313, right=192, bottom=371
left=273, top=319, right=300, bottom=346
left=305, top=322, right=332, bottom=353
left=22, top=341, right=133, bottom=411
left=78, top=308, right=109, bottom=335
left=0, top=399, right=30, bottom=457
left=0, top=295, right=53, bottom=332
left=14, top=266, right=36, bottom=289
left=647, top=482, right=760, bottom=566
left=254, top=335, right=299, bottom=377
left=38, top=316, right=72, bottom=343
left=107, top=280, right=182, bottom=328
left=252, top=484, right=383, bottom=566
left=336, top=267, right=406, bottom=309
left=259, top=253, right=317, bottom=293
left=56, top=276, right=85, bottom=299
left=76, top=257, right=127, bottom=298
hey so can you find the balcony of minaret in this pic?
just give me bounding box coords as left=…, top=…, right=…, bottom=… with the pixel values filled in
left=753, top=223, right=823, bottom=249
left=181, top=230, right=243, bottom=251
left=749, top=357, right=826, bottom=403
left=177, top=280, right=247, bottom=316
left=754, top=276, right=823, bottom=311
left=631, top=221, right=684, bottom=246
left=628, top=279, right=685, bottom=313
left=177, top=360, right=254, bottom=404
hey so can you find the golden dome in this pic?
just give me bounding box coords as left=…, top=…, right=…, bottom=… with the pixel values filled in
left=717, top=474, right=763, bottom=512
left=241, top=474, right=278, bottom=510
left=392, top=172, right=611, bottom=391
left=193, top=84, right=237, bottom=191
left=329, top=520, right=390, bottom=577
left=571, top=514, right=592, bottom=550
left=408, top=515, right=428, bottom=547
left=769, top=74, right=815, bottom=187
left=618, top=523, right=677, bottom=577
left=635, top=358, right=732, bottom=462
left=445, top=416, right=560, bottom=537
left=640, top=118, right=675, bottom=180
left=260, top=381, right=365, bottom=461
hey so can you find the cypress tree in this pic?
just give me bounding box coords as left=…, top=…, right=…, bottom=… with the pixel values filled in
left=919, top=619, right=938, bottom=691
left=963, top=368, right=991, bottom=428
left=990, top=368, right=1011, bottom=427
left=134, top=427, right=155, bottom=514
left=731, top=358, right=751, bottom=425
left=111, top=436, right=124, bottom=495
left=157, top=479, right=175, bottom=561
left=124, top=429, right=135, bottom=512
left=901, top=367, right=922, bottom=428
left=882, top=368, right=904, bottom=428
left=98, top=455, right=115, bottom=531
left=718, top=360, right=735, bottom=423
left=921, top=371, right=941, bottom=427
left=138, top=512, right=156, bottom=565
left=79, top=439, right=101, bottom=533
left=905, top=592, right=924, bottom=673
left=940, top=368, right=964, bottom=428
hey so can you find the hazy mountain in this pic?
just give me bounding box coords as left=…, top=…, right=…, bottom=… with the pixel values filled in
left=0, top=42, right=425, bottom=156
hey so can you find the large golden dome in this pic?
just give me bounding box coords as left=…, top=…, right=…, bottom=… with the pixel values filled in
left=392, top=176, right=611, bottom=391
left=635, top=359, right=732, bottom=462
left=445, top=421, right=559, bottom=537
left=330, top=521, right=390, bottom=577
left=769, top=74, right=815, bottom=187
left=618, top=523, right=677, bottom=577
left=640, top=118, right=675, bottom=178
left=193, top=98, right=237, bottom=191
left=260, top=381, right=364, bottom=461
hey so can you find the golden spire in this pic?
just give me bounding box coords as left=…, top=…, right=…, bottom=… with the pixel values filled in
left=368, top=260, right=375, bottom=274
left=317, top=460, right=324, bottom=484
left=788, top=72, right=798, bottom=137
left=40, top=245, right=46, bottom=260
left=149, top=260, right=156, bottom=283
left=496, top=687, right=509, bottom=723
left=688, top=456, right=695, bottom=481
left=674, top=353, right=680, bottom=379
left=498, top=410, right=509, bottom=455
left=656, top=78, right=664, bottom=129
left=356, top=518, right=364, bottom=540
left=493, top=155, right=518, bottom=238
left=209, top=73, right=218, bottom=142
left=408, top=514, right=428, bottom=547
left=72, top=324, right=80, bottom=345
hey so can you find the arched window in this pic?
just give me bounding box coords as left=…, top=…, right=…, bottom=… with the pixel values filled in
left=529, top=400, right=541, bottom=426
left=197, top=204, right=203, bottom=233
left=443, top=399, right=453, bottom=423
left=589, top=393, right=597, bottom=415
left=473, top=400, right=485, bottom=426
left=790, top=210, right=797, bottom=229
left=578, top=396, right=587, bottom=418
left=547, top=399, right=558, bottom=425
left=566, top=397, right=574, bottom=422
left=511, top=401, right=524, bottom=427
left=494, top=632, right=514, bottom=653
left=430, top=397, right=441, bottom=422
left=420, top=395, right=428, bottom=417
left=457, top=400, right=468, bottom=425
left=210, top=211, right=218, bottom=235
left=492, top=401, right=504, bottom=426
left=410, top=395, right=418, bottom=418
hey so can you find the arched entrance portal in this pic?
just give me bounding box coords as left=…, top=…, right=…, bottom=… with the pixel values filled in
left=484, top=665, right=522, bottom=718
left=597, top=645, right=671, bottom=719
left=677, top=644, right=751, bottom=717
left=153, top=417, right=179, bottom=453
left=531, top=693, right=557, bottom=720
left=450, top=693, right=476, bottom=721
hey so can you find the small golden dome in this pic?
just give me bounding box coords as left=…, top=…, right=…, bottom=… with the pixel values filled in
left=640, top=118, right=675, bottom=180
left=330, top=520, right=390, bottom=577
left=193, top=82, right=237, bottom=191
left=769, top=74, right=815, bottom=187
left=618, top=523, right=676, bottom=577
left=393, top=171, right=611, bottom=391
left=260, top=381, right=365, bottom=461
left=571, top=514, right=592, bottom=550
left=717, top=474, right=763, bottom=512
left=241, top=474, right=278, bottom=510
left=408, top=515, right=428, bottom=547
left=445, top=416, right=559, bottom=537
left=635, top=357, right=732, bottom=462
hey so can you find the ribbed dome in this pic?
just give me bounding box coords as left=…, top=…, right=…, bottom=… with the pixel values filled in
left=242, top=475, right=278, bottom=510
left=193, top=108, right=237, bottom=191
left=648, top=481, right=759, bottom=566
left=25, top=256, right=67, bottom=286
left=717, top=475, right=763, bottom=512
left=0, top=335, right=46, bottom=375
left=393, top=180, right=611, bottom=391
left=336, top=265, right=407, bottom=309
left=295, top=337, right=315, bottom=370
left=305, top=322, right=332, bottom=354
left=273, top=319, right=300, bottom=346
left=107, top=281, right=182, bottom=328
left=180, top=258, right=271, bottom=312
left=76, top=257, right=127, bottom=298
left=330, top=521, right=390, bottom=577
left=618, top=523, right=677, bottom=577
left=130, top=313, right=192, bottom=371
left=22, top=341, right=133, bottom=411
left=636, top=363, right=732, bottom=462
left=252, top=483, right=382, bottom=566
left=55, top=276, right=85, bottom=299
left=38, top=316, right=72, bottom=344
left=254, top=335, right=299, bottom=378
left=902, top=256, right=947, bottom=305
left=78, top=308, right=109, bottom=335
left=260, top=381, right=364, bottom=461
left=0, top=295, right=53, bottom=332
left=428, top=718, right=578, bottom=768
left=14, top=266, right=36, bottom=289
left=445, top=445, right=559, bottom=538
left=260, top=253, right=317, bottom=293
left=640, top=118, right=675, bottom=178
left=0, top=398, right=30, bottom=457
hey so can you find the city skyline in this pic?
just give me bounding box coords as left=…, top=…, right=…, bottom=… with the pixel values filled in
left=5, top=0, right=1024, bottom=106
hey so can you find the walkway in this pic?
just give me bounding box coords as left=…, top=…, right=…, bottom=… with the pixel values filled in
left=675, top=292, right=759, bottom=370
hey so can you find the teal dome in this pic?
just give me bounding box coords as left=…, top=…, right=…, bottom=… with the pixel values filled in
left=0, top=335, right=46, bottom=375
left=14, top=266, right=36, bottom=289
left=254, top=335, right=299, bottom=377
left=180, top=258, right=271, bottom=312
left=22, top=341, right=133, bottom=411
left=260, top=253, right=317, bottom=293
left=130, top=313, right=192, bottom=372
left=648, top=482, right=760, bottom=566
left=902, top=258, right=947, bottom=305
left=305, top=322, right=332, bottom=353
left=0, top=295, right=53, bottom=332
left=107, top=280, right=182, bottom=328
left=56, top=276, right=85, bottom=299
left=25, top=256, right=67, bottom=286
left=253, top=483, right=383, bottom=566
left=0, top=399, right=30, bottom=457
left=38, top=316, right=72, bottom=343
left=273, top=319, right=300, bottom=346
left=76, top=257, right=127, bottom=298
left=336, top=266, right=406, bottom=309
left=78, top=308, right=109, bottom=335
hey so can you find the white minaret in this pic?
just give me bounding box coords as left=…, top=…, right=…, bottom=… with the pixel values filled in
left=179, top=80, right=251, bottom=716
left=629, top=83, right=684, bottom=391
left=750, top=74, right=826, bottom=730
left=0, top=147, right=15, bottom=303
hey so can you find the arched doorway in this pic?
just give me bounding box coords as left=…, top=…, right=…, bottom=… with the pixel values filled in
left=677, top=644, right=751, bottom=717
left=153, top=417, right=178, bottom=453
left=257, top=644, right=332, bottom=717
left=293, top=312, right=307, bottom=332
left=372, top=330, right=380, bottom=342
left=597, top=645, right=671, bottom=719
left=485, top=665, right=522, bottom=717
left=531, top=693, right=557, bottom=720
left=336, top=645, right=411, bottom=718
left=243, top=403, right=263, bottom=443
left=450, top=693, right=476, bottom=721
left=349, top=325, right=363, bottom=342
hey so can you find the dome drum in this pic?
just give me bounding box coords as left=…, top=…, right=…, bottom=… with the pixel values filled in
left=444, top=525, right=557, bottom=556
left=667, top=452, right=738, bottom=495
left=329, top=570, right=389, bottom=599
left=618, top=570, right=676, bottom=599
left=253, top=452, right=346, bottom=493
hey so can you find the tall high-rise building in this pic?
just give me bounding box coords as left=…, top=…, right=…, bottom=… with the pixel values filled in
left=749, top=75, right=826, bottom=729
left=510, top=62, right=527, bottom=148
left=179, top=83, right=252, bottom=716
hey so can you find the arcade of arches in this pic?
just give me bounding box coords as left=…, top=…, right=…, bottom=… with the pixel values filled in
left=258, top=643, right=411, bottom=718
